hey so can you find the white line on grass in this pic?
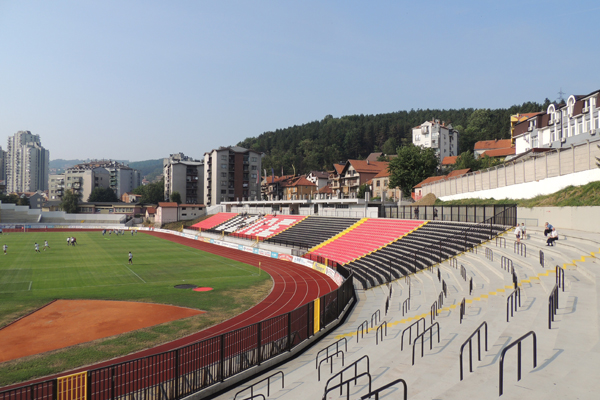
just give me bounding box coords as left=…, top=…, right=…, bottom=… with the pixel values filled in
left=124, top=264, right=146, bottom=283
left=28, top=281, right=32, bottom=291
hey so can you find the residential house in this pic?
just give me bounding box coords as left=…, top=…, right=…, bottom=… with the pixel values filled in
left=371, top=169, right=400, bottom=201
left=339, top=160, right=388, bottom=196
left=412, top=120, right=459, bottom=163
left=328, top=163, right=345, bottom=197
left=281, top=176, right=317, bottom=200
left=305, top=171, right=329, bottom=190
left=121, top=192, right=142, bottom=203
left=474, top=139, right=514, bottom=159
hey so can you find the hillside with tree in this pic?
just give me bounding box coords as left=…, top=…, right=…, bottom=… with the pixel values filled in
left=237, top=101, right=549, bottom=175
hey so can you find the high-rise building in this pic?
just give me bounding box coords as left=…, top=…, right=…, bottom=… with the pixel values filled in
left=6, top=131, right=49, bottom=193
left=163, top=153, right=204, bottom=204
left=204, top=146, right=262, bottom=206
left=0, top=146, right=6, bottom=186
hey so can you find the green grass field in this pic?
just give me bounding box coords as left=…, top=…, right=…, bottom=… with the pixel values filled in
left=0, top=231, right=271, bottom=385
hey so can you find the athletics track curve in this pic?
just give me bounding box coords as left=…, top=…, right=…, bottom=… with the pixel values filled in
left=0, top=231, right=337, bottom=389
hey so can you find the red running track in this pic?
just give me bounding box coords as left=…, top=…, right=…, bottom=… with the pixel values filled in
left=1, top=231, right=336, bottom=389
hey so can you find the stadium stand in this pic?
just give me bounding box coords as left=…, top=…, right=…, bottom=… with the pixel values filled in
left=346, top=221, right=509, bottom=288
left=214, top=225, right=599, bottom=399
left=307, top=218, right=424, bottom=265
left=213, top=214, right=262, bottom=233
left=230, top=215, right=306, bottom=239
left=0, top=210, right=41, bottom=224
left=265, top=216, right=360, bottom=249
left=190, top=212, right=238, bottom=230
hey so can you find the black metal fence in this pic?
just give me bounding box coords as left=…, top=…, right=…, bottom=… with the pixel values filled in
left=0, top=276, right=355, bottom=400
left=381, top=204, right=517, bottom=226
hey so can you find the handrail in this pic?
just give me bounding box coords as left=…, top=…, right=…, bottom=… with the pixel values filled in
left=460, top=264, right=467, bottom=281
left=315, top=337, right=348, bottom=369
left=401, top=317, right=425, bottom=351
left=450, top=257, right=457, bottom=268
left=360, top=378, right=408, bottom=400
left=402, top=297, right=410, bottom=316
left=512, top=270, right=518, bottom=289
left=323, top=355, right=370, bottom=400
left=234, top=371, right=284, bottom=400
left=323, top=372, right=371, bottom=400
left=506, top=287, right=521, bottom=322
left=376, top=321, right=387, bottom=345
left=412, top=322, right=440, bottom=365
left=485, top=247, right=493, bottom=261
left=514, top=241, right=526, bottom=257
left=438, top=291, right=444, bottom=308
left=500, top=256, right=513, bottom=274
left=370, top=309, right=381, bottom=328
left=459, top=321, right=488, bottom=380
left=549, top=283, right=559, bottom=329
left=356, top=320, right=369, bottom=343
left=499, top=331, right=537, bottom=396
left=556, top=265, right=565, bottom=292
left=496, top=236, right=506, bottom=248
left=431, top=301, right=438, bottom=324
left=459, top=297, right=466, bottom=324
left=240, top=395, right=266, bottom=400
left=469, top=277, right=474, bottom=295
left=442, top=279, right=447, bottom=298
left=539, top=250, right=545, bottom=268
left=318, top=350, right=344, bottom=381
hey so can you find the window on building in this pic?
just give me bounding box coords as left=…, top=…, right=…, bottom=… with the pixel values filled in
left=251, top=166, right=257, bottom=170
left=221, top=155, right=227, bottom=160
left=384, top=180, right=388, bottom=187
left=251, top=173, right=257, bottom=179
left=221, top=172, right=226, bottom=177
left=251, top=157, right=257, bottom=162
left=221, top=164, right=227, bottom=169
left=221, top=189, right=226, bottom=194
left=221, top=181, right=226, bottom=186
left=376, top=181, right=380, bottom=187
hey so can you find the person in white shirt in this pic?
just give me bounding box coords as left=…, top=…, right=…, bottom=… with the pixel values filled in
left=547, top=228, right=559, bottom=246
left=515, top=224, right=522, bottom=243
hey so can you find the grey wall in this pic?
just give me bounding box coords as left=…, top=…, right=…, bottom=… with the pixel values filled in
left=518, top=206, right=600, bottom=233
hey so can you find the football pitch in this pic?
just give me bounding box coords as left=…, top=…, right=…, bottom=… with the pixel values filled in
left=0, top=231, right=271, bottom=385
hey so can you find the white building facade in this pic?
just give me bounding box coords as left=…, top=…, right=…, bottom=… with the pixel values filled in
left=514, top=90, right=600, bottom=155
left=412, top=120, right=459, bottom=163
left=6, top=131, right=49, bottom=193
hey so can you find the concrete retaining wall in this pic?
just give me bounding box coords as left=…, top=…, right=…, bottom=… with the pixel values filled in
left=517, top=206, right=600, bottom=233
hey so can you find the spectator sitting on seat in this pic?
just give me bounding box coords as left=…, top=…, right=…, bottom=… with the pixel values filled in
left=543, top=222, right=553, bottom=236
left=515, top=224, right=522, bottom=243
left=546, top=228, right=558, bottom=246
left=521, top=223, right=527, bottom=239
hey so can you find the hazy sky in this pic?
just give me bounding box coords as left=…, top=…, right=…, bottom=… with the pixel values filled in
left=1, top=1, right=598, bottom=161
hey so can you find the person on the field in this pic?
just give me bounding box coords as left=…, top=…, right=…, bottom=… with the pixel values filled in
left=35, top=243, right=40, bottom=253
left=72, top=237, right=77, bottom=245
left=44, top=240, right=50, bottom=251
left=67, top=237, right=71, bottom=245
left=3, top=244, right=7, bottom=255
left=128, top=251, right=133, bottom=264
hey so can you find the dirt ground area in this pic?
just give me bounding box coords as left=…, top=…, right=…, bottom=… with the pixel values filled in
left=0, top=299, right=204, bottom=363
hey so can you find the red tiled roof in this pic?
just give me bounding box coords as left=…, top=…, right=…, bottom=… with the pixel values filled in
left=413, top=175, right=446, bottom=188
left=348, top=160, right=388, bottom=174
left=446, top=168, right=471, bottom=179
left=474, top=139, right=513, bottom=150
left=158, top=202, right=178, bottom=208
left=333, top=164, right=345, bottom=174
left=373, top=168, right=390, bottom=178
left=442, top=156, right=458, bottom=165
left=481, top=147, right=516, bottom=157
left=286, top=176, right=317, bottom=187
left=317, top=185, right=333, bottom=194
left=146, top=207, right=157, bottom=214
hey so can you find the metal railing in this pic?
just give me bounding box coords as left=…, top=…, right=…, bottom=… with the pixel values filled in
left=485, top=247, right=493, bottom=261
left=499, top=331, right=537, bottom=396
left=459, top=321, right=488, bottom=381
left=401, top=318, right=426, bottom=351
left=496, top=236, right=506, bottom=248
left=500, top=256, right=513, bottom=273
left=549, top=283, right=559, bottom=329
left=233, top=371, right=284, bottom=400
left=412, top=322, right=440, bottom=365
left=360, top=378, right=408, bottom=400
left=449, top=257, right=457, bottom=268
left=514, top=241, right=526, bottom=257
left=376, top=321, right=387, bottom=345
left=556, top=265, right=565, bottom=291
left=507, top=287, right=521, bottom=322
left=318, top=351, right=344, bottom=381
left=461, top=264, right=467, bottom=281
left=382, top=204, right=517, bottom=226
left=315, top=338, right=347, bottom=369
left=370, top=310, right=381, bottom=328
left=459, top=298, right=466, bottom=324
left=431, top=301, right=439, bottom=324
left=442, top=280, right=447, bottom=298
left=356, top=320, right=369, bottom=343
left=539, top=250, right=545, bottom=268
left=402, top=297, right=410, bottom=316
left=322, top=355, right=370, bottom=400
left=469, top=277, right=474, bottom=296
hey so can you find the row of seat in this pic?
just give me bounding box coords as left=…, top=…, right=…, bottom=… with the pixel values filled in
left=265, top=216, right=360, bottom=249
left=347, top=221, right=508, bottom=288
left=190, top=212, right=238, bottom=230
left=231, top=215, right=306, bottom=239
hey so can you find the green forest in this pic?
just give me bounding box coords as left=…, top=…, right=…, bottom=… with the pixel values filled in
left=238, top=101, right=550, bottom=175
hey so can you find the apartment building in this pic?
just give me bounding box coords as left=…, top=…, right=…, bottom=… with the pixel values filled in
left=412, top=120, right=459, bottom=163
left=6, top=131, right=49, bottom=193
left=204, top=146, right=262, bottom=206
left=513, top=89, right=600, bottom=156
left=0, top=146, right=6, bottom=186
left=371, top=169, right=400, bottom=201
left=163, top=153, right=204, bottom=204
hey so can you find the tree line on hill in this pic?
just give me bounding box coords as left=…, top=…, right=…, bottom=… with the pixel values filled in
left=238, top=101, right=550, bottom=175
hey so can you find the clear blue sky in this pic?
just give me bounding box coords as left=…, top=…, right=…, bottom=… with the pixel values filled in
left=1, top=1, right=598, bottom=161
